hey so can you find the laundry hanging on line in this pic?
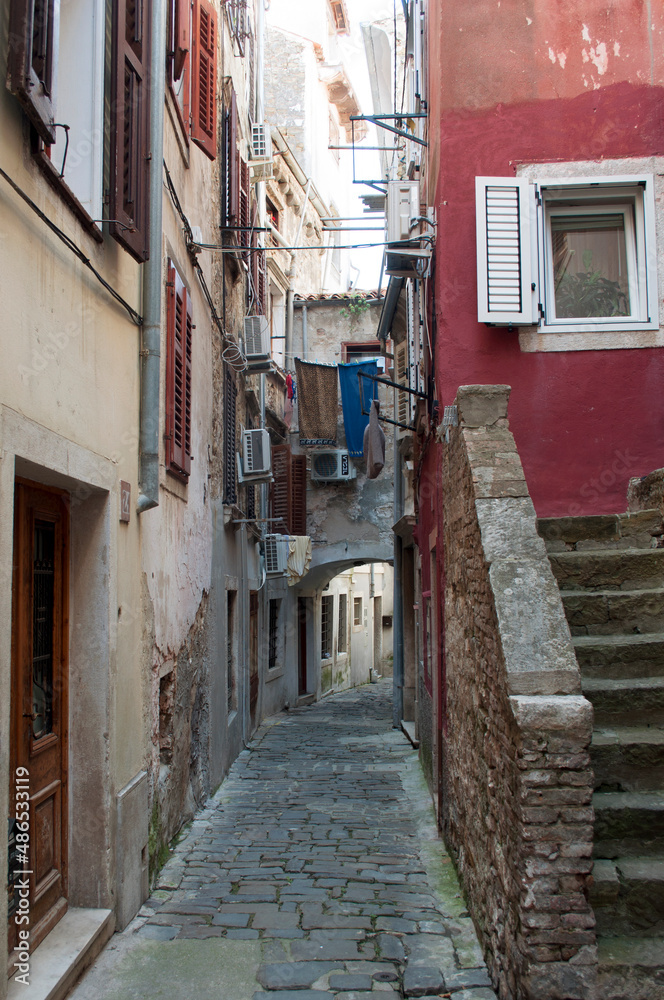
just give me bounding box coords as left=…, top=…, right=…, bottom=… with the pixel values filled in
left=295, top=358, right=338, bottom=445
left=338, top=360, right=379, bottom=458
left=363, top=398, right=386, bottom=479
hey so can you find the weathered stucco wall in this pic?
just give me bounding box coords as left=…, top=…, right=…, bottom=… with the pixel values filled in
left=441, top=385, right=597, bottom=1000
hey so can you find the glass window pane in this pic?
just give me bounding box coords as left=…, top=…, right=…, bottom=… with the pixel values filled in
left=551, top=213, right=630, bottom=318
left=32, top=521, right=55, bottom=739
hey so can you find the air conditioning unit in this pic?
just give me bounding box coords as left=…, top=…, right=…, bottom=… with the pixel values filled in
left=243, top=428, right=271, bottom=476
left=243, top=315, right=270, bottom=361
left=251, top=123, right=271, bottom=159
left=387, top=179, right=420, bottom=243
left=385, top=245, right=431, bottom=278
left=264, top=534, right=289, bottom=575
left=310, top=450, right=356, bottom=482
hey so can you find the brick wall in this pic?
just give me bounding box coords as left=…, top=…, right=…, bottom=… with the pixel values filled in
left=440, top=385, right=597, bottom=1000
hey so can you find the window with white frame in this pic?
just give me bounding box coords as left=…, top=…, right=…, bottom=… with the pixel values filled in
left=321, top=595, right=334, bottom=661
left=475, top=175, right=658, bottom=334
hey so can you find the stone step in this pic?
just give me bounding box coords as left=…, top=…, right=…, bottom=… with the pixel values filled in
left=593, top=790, right=664, bottom=858
left=597, top=934, right=664, bottom=1000
left=583, top=676, right=664, bottom=726
left=549, top=548, right=664, bottom=592
left=538, top=510, right=663, bottom=553
left=563, top=588, right=664, bottom=636
left=592, top=727, right=664, bottom=793
left=591, top=857, right=664, bottom=937
left=573, top=634, right=664, bottom=680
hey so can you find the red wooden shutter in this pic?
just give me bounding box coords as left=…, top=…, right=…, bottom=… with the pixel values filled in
left=239, top=157, right=250, bottom=246
left=270, top=447, right=307, bottom=534
left=291, top=454, right=307, bottom=535
left=191, top=0, right=217, bottom=159
left=224, top=367, right=237, bottom=503
left=7, top=0, right=57, bottom=143
left=173, top=0, right=190, bottom=81
left=271, top=445, right=290, bottom=534
left=165, top=261, right=192, bottom=479
left=110, top=0, right=151, bottom=262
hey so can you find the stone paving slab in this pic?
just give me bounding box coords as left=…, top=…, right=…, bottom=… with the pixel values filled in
left=68, top=682, right=498, bottom=1000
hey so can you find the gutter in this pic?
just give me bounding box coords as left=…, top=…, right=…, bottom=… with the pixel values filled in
left=137, top=0, right=167, bottom=513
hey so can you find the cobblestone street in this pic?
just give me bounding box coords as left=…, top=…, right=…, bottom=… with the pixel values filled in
left=70, top=682, right=497, bottom=1000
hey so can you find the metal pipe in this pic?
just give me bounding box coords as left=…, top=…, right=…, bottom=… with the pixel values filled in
left=285, top=288, right=295, bottom=368
left=302, top=304, right=308, bottom=360
left=392, top=426, right=404, bottom=728
left=137, top=0, right=167, bottom=513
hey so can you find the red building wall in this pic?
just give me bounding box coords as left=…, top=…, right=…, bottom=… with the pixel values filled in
left=426, top=0, right=664, bottom=518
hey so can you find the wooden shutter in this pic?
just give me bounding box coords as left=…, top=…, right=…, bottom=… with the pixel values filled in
left=224, top=367, right=237, bottom=504
left=7, top=0, right=58, bottom=143
left=165, top=261, right=193, bottom=479
left=271, top=446, right=307, bottom=535
left=222, top=87, right=239, bottom=227
left=191, top=0, right=217, bottom=159
left=271, top=445, right=290, bottom=534
left=173, top=0, right=190, bottom=81
left=475, top=176, right=536, bottom=325
left=239, top=157, right=250, bottom=245
left=110, top=0, right=151, bottom=262
left=291, top=454, right=306, bottom=535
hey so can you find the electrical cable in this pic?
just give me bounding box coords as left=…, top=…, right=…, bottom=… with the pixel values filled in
left=163, top=159, right=249, bottom=371
left=0, top=164, right=142, bottom=326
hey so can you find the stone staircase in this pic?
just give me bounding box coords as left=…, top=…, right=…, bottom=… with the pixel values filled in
left=538, top=510, right=664, bottom=1000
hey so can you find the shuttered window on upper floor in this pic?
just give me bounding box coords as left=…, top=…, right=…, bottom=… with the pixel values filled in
left=475, top=177, right=536, bottom=326
left=165, top=260, right=193, bottom=481
left=271, top=446, right=306, bottom=536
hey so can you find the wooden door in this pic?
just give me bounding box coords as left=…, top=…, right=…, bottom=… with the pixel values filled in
left=8, top=482, right=69, bottom=962
left=298, top=598, right=307, bottom=696
left=249, top=592, right=259, bottom=727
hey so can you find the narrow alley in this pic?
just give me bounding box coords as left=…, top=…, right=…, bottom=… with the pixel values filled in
left=68, top=682, right=495, bottom=1000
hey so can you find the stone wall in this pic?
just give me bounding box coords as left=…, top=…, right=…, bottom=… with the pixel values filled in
left=440, top=385, right=597, bottom=1000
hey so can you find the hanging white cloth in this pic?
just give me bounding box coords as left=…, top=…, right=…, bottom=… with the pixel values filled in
left=287, top=535, right=312, bottom=586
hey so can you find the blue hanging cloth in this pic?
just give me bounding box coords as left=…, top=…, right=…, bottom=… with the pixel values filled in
left=338, top=361, right=379, bottom=458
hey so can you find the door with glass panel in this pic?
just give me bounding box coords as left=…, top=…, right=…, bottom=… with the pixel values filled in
left=8, top=482, right=69, bottom=960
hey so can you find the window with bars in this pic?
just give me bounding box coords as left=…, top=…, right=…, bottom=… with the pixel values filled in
left=165, top=260, right=193, bottom=481
left=270, top=446, right=306, bottom=535
left=268, top=599, right=281, bottom=670
left=226, top=0, right=247, bottom=56
left=337, top=593, right=348, bottom=654
left=321, top=595, right=334, bottom=661
left=223, top=367, right=237, bottom=504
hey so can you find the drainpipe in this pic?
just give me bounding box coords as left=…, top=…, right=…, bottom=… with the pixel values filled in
left=393, top=425, right=404, bottom=727
left=137, top=0, right=167, bottom=513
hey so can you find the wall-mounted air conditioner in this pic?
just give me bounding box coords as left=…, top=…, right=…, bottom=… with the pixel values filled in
left=243, top=315, right=270, bottom=361
left=264, top=534, right=289, bottom=575
left=310, top=450, right=356, bottom=482
left=387, top=180, right=420, bottom=243
left=250, top=124, right=274, bottom=180
left=242, top=428, right=271, bottom=476
left=384, top=245, right=431, bottom=278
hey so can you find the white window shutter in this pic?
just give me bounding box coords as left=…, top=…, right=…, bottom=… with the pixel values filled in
left=476, top=177, right=537, bottom=325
